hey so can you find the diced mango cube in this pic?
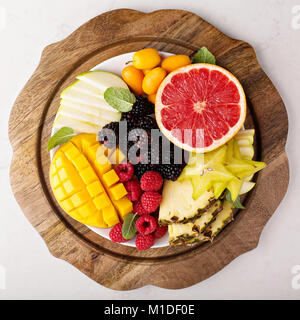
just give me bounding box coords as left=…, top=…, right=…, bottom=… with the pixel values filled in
left=58, top=168, right=68, bottom=182
left=64, top=144, right=80, bottom=160
left=102, top=169, right=119, bottom=188
left=52, top=175, right=60, bottom=188
left=71, top=190, right=89, bottom=207
left=87, top=181, right=104, bottom=198
left=55, top=157, right=63, bottom=169
left=93, top=193, right=111, bottom=210
left=95, top=156, right=111, bottom=175
left=109, top=148, right=126, bottom=165
left=87, top=144, right=100, bottom=161
left=63, top=180, right=76, bottom=194
left=79, top=167, right=98, bottom=185
left=72, top=154, right=89, bottom=171
left=61, top=198, right=74, bottom=212
left=55, top=186, right=67, bottom=201
left=109, top=183, right=127, bottom=201
left=102, top=205, right=120, bottom=227
left=81, top=135, right=97, bottom=150
left=113, top=197, right=133, bottom=220
left=86, top=213, right=107, bottom=228
left=78, top=201, right=96, bottom=218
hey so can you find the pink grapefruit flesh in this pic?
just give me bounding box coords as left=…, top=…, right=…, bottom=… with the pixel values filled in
left=155, top=63, right=247, bottom=153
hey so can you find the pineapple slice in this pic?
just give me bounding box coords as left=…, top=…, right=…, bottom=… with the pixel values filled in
left=204, top=201, right=234, bottom=239
left=168, top=201, right=222, bottom=245
left=158, top=179, right=215, bottom=225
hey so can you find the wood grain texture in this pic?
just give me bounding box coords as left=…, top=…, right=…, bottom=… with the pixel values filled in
left=9, top=9, right=289, bottom=290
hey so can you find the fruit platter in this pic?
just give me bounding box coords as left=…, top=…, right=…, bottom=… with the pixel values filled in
left=9, top=9, right=289, bottom=289
left=48, top=47, right=266, bottom=250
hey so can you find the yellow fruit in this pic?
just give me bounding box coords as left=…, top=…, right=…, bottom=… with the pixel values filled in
left=161, top=55, right=191, bottom=73
left=143, top=69, right=152, bottom=75
left=148, top=93, right=157, bottom=104
left=142, top=67, right=167, bottom=95
left=121, top=65, right=144, bottom=95
left=132, top=48, right=161, bottom=70
left=50, top=134, right=133, bottom=228
left=108, top=147, right=126, bottom=165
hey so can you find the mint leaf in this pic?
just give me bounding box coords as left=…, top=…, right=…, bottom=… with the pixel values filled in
left=122, top=213, right=138, bottom=240
left=225, top=189, right=245, bottom=209
left=104, top=87, right=136, bottom=112
left=192, top=47, right=216, bottom=64
left=47, top=127, right=75, bottom=151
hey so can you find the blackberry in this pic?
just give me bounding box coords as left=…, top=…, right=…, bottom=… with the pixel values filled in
left=134, top=163, right=158, bottom=180
left=157, top=164, right=185, bottom=181
left=135, top=116, right=158, bottom=130
left=128, top=96, right=155, bottom=117
left=98, top=122, right=119, bottom=149
left=128, top=128, right=150, bottom=148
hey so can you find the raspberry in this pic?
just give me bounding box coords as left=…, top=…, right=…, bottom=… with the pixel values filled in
left=141, top=191, right=162, bottom=213
left=109, top=223, right=128, bottom=243
left=140, top=171, right=163, bottom=191
left=135, top=234, right=155, bottom=251
left=136, top=215, right=157, bottom=235
left=115, top=163, right=134, bottom=182
left=125, top=180, right=142, bottom=201
left=154, top=225, right=168, bottom=239
left=133, top=200, right=149, bottom=216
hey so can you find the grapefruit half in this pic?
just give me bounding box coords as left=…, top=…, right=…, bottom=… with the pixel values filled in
left=155, top=63, right=247, bottom=153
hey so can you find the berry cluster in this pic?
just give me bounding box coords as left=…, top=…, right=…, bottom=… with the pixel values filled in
left=109, top=168, right=167, bottom=251
left=98, top=96, right=187, bottom=181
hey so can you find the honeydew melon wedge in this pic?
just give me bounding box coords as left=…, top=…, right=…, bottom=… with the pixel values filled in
left=62, top=80, right=102, bottom=97
left=60, top=99, right=122, bottom=122
left=58, top=105, right=105, bottom=126
left=61, top=86, right=118, bottom=112
left=239, top=181, right=255, bottom=195
left=76, top=71, right=128, bottom=93
left=60, top=99, right=101, bottom=117
left=54, top=114, right=99, bottom=134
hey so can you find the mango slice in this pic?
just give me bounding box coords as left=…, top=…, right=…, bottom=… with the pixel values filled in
left=50, top=134, right=132, bottom=228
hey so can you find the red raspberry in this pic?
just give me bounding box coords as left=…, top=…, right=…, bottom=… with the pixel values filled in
left=136, top=234, right=155, bottom=251
left=136, top=215, right=157, bottom=235
left=140, top=171, right=163, bottom=192
left=133, top=200, right=149, bottom=216
left=115, top=163, right=134, bottom=182
left=154, top=225, right=168, bottom=239
left=141, top=191, right=162, bottom=213
left=125, top=180, right=142, bottom=201
left=109, top=223, right=128, bottom=243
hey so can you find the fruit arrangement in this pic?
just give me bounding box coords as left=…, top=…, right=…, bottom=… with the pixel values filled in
left=48, top=47, right=266, bottom=250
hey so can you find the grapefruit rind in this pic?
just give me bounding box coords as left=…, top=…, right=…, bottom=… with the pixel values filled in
left=155, top=63, right=247, bottom=153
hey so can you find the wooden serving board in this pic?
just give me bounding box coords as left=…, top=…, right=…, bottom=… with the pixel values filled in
left=9, top=9, right=289, bottom=290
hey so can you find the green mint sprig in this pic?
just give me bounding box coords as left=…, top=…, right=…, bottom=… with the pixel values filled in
left=192, top=47, right=216, bottom=64
left=225, top=189, right=245, bottom=209
left=122, top=213, right=138, bottom=240
left=47, top=127, right=75, bottom=151
left=104, top=87, right=136, bottom=113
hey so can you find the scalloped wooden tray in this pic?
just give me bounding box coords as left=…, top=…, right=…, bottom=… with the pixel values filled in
left=9, top=9, right=289, bottom=290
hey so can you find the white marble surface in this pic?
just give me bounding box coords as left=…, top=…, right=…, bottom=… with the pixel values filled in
left=0, top=0, right=299, bottom=300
